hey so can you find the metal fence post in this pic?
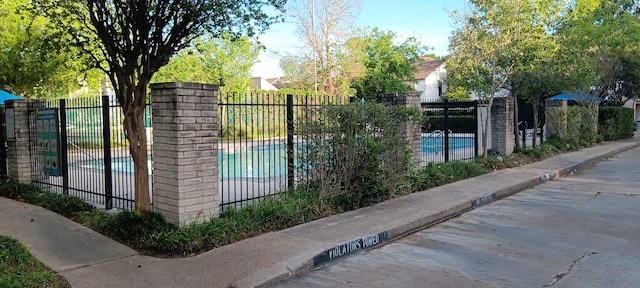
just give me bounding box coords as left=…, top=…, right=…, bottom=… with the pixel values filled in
left=286, top=94, right=294, bottom=190
left=473, top=101, right=479, bottom=158
left=444, top=99, right=450, bottom=162
left=101, top=96, right=113, bottom=210
left=59, top=99, right=69, bottom=194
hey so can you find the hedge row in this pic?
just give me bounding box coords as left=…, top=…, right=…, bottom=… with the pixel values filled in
left=599, top=107, right=636, bottom=141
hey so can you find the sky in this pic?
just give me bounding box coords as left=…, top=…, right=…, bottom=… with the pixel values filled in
left=250, top=0, right=467, bottom=78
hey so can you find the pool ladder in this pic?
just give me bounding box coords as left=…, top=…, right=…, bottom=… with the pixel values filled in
left=423, top=130, right=452, bottom=154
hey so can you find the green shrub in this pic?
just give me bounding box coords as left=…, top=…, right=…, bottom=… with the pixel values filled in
left=546, top=105, right=600, bottom=148
left=545, top=107, right=566, bottom=140
left=75, top=188, right=324, bottom=257
left=566, top=106, right=600, bottom=147
left=0, top=182, right=39, bottom=199
left=408, top=161, right=487, bottom=191
left=521, top=142, right=559, bottom=159
left=80, top=210, right=174, bottom=242
left=296, top=102, right=420, bottom=212
left=599, top=106, right=636, bottom=141
left=545, top=137, right=580, bottom=151
left=0, top=182, right=94, bottom=218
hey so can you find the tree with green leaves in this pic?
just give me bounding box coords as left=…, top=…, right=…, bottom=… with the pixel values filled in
left=442, top=86, right=472, bottom=101
left=0, top=0, right=100, bottom=98
left=32, top=0, right=286, bottom=212
left=154, top=34, right=263, bottom=94
left=500, top=0, right=568, bottom=149
left=279, top=55, right=317, bottom=91
left=558, top=0, right=640, bottom=104
left=351, top=28, right=425, bottom=102
left=448, top=0, right=531, bottom=158
left=617, top=46, right=640, bottom=104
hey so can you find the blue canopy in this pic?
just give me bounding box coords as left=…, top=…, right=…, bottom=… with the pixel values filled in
left=0, top=90, right=23, bottom=104
left=550, top=93, right=603, bottom=102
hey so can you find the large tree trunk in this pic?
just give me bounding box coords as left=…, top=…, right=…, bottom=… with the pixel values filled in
left=121, top=86, right=151, bottom=212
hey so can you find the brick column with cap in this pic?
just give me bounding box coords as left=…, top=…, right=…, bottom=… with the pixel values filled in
left=151, top=82, right=219, bottom=226
left=381, top=93, right=422, bottom=167
left=5, top=99, right=45, bottom=183
left=490, top=97, right=514, bottom=155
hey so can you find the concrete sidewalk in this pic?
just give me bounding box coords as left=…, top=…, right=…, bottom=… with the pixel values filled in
left=1, top=137, right=639, bottom=288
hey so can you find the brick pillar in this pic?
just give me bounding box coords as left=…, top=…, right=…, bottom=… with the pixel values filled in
left=5, top=100, right=31, bottom=183
left=490, top=97, right=514, bottom=155
left=5, top=100, right=44, bottom=183
left=544, top=99, right=568, bottom=139
left=381, top=93, right=422, bottom=167
left=150, top=82, right=219, bottom=226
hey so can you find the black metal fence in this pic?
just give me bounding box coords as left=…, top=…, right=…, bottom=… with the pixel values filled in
left=10, top=93, right=478, bottom=212
left=421, top=100, right=479, bottom=163
left=28, top=96, right=151, bottom=210
left=218, top=92, right=347, bottom=210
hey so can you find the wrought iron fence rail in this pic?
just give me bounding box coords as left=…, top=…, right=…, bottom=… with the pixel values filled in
left=19, top=93, right=478, bottom=212
left=217, top=93, right=346, bottom=210
left=421, top=100, right=479, bottom=164
left=26, top=96, right=147, bottom=211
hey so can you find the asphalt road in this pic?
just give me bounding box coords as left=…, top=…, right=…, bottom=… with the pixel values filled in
left=274, top=147, right=640, bottom=288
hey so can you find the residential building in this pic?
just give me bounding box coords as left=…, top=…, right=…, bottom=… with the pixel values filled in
left=411, top=57, right=447, bottom=103
left=250, top=77, right=278, bottom=91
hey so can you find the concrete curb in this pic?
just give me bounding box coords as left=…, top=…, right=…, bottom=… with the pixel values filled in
left=248, top=140, right=640, bottom=287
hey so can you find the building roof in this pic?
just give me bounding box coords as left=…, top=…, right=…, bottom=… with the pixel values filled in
left=414, top=57, right=444, bottom=79
left=251, top=77, right=278, bottom=91
left=266, top=77, right=287, bottom=89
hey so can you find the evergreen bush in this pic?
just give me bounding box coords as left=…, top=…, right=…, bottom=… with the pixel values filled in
left=599, top=106, right=636, bottom=140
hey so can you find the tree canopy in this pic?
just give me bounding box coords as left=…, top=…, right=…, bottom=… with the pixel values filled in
left=447, top=0, right=640, bottom=150
left=153, top=34, right=263, bottom=94
left=351, top=28, right=426, bottom=101
left=558, top=0, right=640, bottom=104
left=0, top=0, right=100, bottom=98
left=447, top=0, right=562, bottom=156
left=32, top=0, right=286, bottom=211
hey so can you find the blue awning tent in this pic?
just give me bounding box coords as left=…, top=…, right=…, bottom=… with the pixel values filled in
left=550, top=93, right=603, bottom=102
left=0, top=90, right=23, bottom=105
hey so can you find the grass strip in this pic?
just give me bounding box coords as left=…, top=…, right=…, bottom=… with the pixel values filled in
left=0, top=235, right=70, bottom=288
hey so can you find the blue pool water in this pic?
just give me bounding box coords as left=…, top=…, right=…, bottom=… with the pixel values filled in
left=422, top=136, right=474, bottom=153
left=220, top=145, right=291, bottom=179
left=77, top=137, right=474, bottom=178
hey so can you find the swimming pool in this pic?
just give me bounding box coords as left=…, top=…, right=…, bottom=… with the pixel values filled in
left=76, top=137, right=475, bottom=178
left=422, top=136, right=475, bottom=153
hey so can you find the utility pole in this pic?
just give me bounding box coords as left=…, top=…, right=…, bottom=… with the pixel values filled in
left=312, top=0, right=318, bottom=93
